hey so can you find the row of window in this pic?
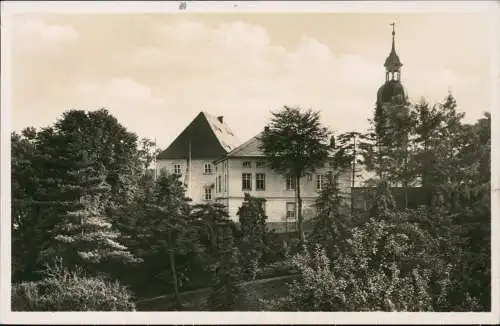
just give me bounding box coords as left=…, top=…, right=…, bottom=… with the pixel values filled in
left=241, top=173, right=334, bottom=191
left=173, top=163, right=214, bottom=175
left=173, top=160, right=336, bottom=177
left=242, top=161, right=266, bottom=168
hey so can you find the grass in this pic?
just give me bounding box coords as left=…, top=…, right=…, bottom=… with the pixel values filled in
left=136, top=274, right=297, bottom=311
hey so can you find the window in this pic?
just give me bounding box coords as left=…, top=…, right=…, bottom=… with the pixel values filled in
left=218, top=175, right=222, bottom=193
left=286, top=175, right=296, bottom=191
left=286, top=202, right=296, bottom=218
left=307, top=174, right=313, bottom=181
left=242, top=173, right=252, bottom=190
left=256, top=161, right=265, bottom=168
left=242, top=161, right=251, bottom=168
left=316, top=174, right=326, bottom=191
left=204, top=187, right=213, bottom=201
left=173, top=164, right=181, bottom=175
left=204, top=163, right=213, bottom=174
left=256, top=173, right=266, bottom=191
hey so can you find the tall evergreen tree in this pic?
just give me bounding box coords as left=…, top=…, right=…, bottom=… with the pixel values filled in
left=140, top=170, right=194, bottom=307
left=310, top=173, right=352, bottom=260
left=237, top=194, right=267, bottom=280
left=36, top=129, right=139, bottom=272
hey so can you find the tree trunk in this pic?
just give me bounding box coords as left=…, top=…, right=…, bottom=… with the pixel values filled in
left=167, top=230, right=181, bottom=308
left=295, top=175, right=305, bottom=245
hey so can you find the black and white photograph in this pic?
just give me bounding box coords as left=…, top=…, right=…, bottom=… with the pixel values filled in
left=1, top=1, right=499, bottom=324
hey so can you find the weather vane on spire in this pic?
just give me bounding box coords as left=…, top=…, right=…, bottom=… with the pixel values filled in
left=390, top=22, right=395, bottom=35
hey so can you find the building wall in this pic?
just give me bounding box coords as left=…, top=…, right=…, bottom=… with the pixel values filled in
left=214, top=157, right=352, bottom=223
left=157, top=158, right=218, bottom=204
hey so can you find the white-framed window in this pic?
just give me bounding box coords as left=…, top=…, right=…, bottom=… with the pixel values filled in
left=242, top=173, right=252, bottom=190
left=256, top=173, right=266, bottom=191
left=173, top=164, right=182, bottom=175
left=307, top=174, right=313, bottom=181
left=242, top=161, right=251, bottom=168
left=204, top=187, right=213, bottom=201
left=316, top=174, right=326, bottom=191
left=286, top=175, right=296, bottom=191
left=217, top=175, right=222, bottom=193
left=256, top=161, right=265, bottom=168
left=204, top=163, right=213, bottom=174
left=286, top=202, right=296, bottom=218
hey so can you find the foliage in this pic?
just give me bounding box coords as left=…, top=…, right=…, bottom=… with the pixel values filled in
left=237, top=194, right=267, bottom=280
left=12, top=258, right=135, bottom=311
left=259, top=106, right=332, bottom=243
left=309, top=173, right=353, bottom=260
left=11, top=109, right=153, bottom=282
left=207, top=222, right=242, bottom=311
left=37, top=151, right=139, bottom=272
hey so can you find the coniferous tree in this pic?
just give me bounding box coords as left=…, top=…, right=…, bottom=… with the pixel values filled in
left=140, top=170, right=194, bottom=307
left=37, top=140, right=139, bottom=272
left=310, top=173, right=352, bottom=260
left=237, top=194, right=267, bottom=280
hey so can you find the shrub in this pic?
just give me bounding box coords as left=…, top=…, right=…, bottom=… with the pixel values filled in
left=12, top=259, right=135, bottom=311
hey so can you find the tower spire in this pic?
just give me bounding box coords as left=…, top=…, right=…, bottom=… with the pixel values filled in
left=390, top=22, right=396, bottom=52
left=384, top=22, right=402, bottom=81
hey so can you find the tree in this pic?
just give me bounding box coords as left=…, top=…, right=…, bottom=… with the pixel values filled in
left=259, top=106, right=332, bottom=243
left=11, top=109, right=155, bottom=282
left=309, top=173, right=352, bottom=260
left=36, top=135, right=139, bottom=273
left=237, top=194, right=267, bottom=280
left=11, top=128, right=40, bottom=279
left=140, top=170, right=194, bottom=307
left=335, top=131, right=371, bottom=213
left=207, top=222, right=241, bottom=311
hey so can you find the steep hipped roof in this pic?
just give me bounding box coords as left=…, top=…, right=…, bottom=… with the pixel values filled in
left=157, top=112, right=240, bottom=160
left=226, top=132, right=264, bottom=158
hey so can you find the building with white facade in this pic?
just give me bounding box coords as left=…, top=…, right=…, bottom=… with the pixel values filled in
left=156, top=112, right=240, bottom=204
left=213, top=133, right=351, bottom=232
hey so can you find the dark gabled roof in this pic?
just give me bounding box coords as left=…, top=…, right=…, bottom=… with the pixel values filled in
left=157, top=112, right=240, bottom=160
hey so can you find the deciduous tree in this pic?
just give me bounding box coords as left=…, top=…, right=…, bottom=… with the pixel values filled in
left=259, top=106, right=331, bottom=244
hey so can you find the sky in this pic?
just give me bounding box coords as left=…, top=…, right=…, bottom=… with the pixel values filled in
left=6, top=4, right=496, bottom=150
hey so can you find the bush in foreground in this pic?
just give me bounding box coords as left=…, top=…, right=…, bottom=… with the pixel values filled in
left=12, top=259, right=135, bottom=311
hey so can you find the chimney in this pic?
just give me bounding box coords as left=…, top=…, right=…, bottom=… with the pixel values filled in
left=217, top=116, right=224, bottom=123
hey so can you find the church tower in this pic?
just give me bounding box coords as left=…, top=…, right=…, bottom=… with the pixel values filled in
left=376, top=23, right=408, bottom=107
